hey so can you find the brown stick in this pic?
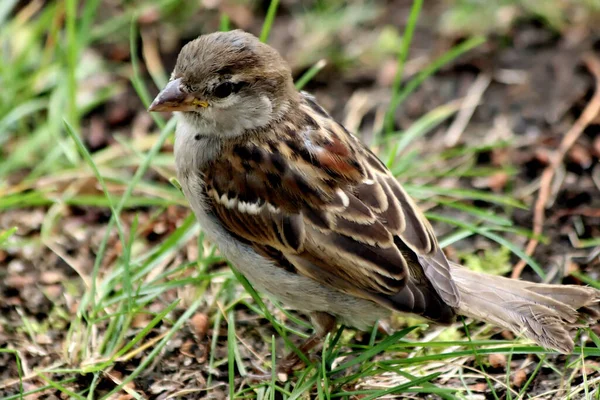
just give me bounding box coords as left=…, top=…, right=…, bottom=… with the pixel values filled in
left=512, top=53, right=600, bottom=279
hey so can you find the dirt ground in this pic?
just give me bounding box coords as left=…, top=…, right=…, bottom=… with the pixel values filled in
left=1, top=1, right=600, bottom=399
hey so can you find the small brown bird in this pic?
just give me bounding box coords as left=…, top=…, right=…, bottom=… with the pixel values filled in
left=149, top=30, right=599, bottom=361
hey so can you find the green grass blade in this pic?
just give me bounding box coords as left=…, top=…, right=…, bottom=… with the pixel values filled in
left=100, top=296, right=204, bottom=399
left=37, top=373, right=86, bottom=400
left=428, top=213, right=546, bottom=278
left=228, top=309, right=236, bottom=399
left=220, top=13, right=230, bottom=31
left=260, top=0, right=280, bottom=43
left=384, top=0, right=423, bottom=132
left=385, top=101, right=460, bottom=167
left=331, top=326, right=425, bottom=373
left=295, top=59, right=327, bottom=90
left=383, top=35, right=485, bottom=134
left=0, top=226, right=17, bottom=245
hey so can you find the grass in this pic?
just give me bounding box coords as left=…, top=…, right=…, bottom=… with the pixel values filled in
left=1, top=0, right=599, bottom=399
left=446, top=0, right=600, bottom=35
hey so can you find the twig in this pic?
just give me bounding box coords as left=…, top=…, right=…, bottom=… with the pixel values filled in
left=512, top=53, right=600, bottom=279
left=444, top=73, right=492, bottom=147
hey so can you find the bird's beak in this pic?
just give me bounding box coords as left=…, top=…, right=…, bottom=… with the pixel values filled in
left=148, top=78, right=209, bottom=112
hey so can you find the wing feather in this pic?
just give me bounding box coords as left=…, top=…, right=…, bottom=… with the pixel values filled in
left=202, top=93, right=460, bottom=319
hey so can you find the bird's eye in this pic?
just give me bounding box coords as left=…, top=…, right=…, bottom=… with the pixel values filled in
left=213, top=81, right=247, bottom=98
left=213, top=82, right=234, bottom=98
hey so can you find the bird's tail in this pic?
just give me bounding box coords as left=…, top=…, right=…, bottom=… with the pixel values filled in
left=450, top=262, right=600, bottom=353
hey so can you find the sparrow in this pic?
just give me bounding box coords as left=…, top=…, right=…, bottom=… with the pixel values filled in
left=149, top=30, right=600, bottom=361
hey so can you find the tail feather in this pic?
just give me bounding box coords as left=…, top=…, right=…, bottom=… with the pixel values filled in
left=450, top=262, right=600, bottom=353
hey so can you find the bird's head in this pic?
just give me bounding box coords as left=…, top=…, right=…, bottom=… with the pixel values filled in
left=149, top=30, right=298, bottom=137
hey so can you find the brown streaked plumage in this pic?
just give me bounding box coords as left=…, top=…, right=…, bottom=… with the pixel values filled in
left=201, top=94, right=460, bottom=321
left=149, top=30, right=600, bottom=361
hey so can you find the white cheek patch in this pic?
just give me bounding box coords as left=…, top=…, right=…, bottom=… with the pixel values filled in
left=259, top=95, right=272, bottom=111
left=204, top=94, right=274, bottom=137
left=214, top=93, right=241, bottom=109
left=241, top=95, right=272, bottom=122
left=177, top=88, right=277, bottom=138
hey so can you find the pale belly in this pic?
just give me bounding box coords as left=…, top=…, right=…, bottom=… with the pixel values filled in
left=180, top=174, right=389, bottom=330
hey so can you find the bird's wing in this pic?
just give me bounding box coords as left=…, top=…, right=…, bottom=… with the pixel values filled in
left=202, top=94, right=459, bottom=316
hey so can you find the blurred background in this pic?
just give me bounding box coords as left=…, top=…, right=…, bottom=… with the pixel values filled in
left=2, top=1, right=600, bottom=399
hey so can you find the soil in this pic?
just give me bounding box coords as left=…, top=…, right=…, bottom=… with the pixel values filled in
left=1, top=1, right=600, bottom=399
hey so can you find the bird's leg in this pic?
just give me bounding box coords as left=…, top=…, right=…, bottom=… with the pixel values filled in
left=278, top=312, right=336, bottom=373
left=247, top=312, right=336, bottom=381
